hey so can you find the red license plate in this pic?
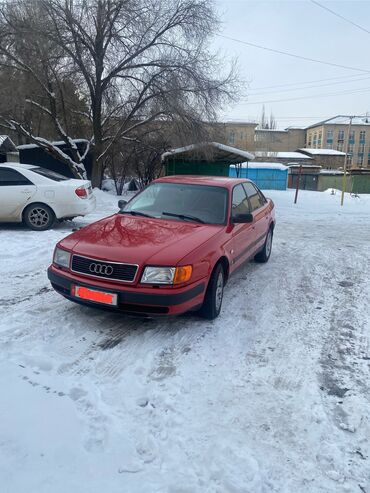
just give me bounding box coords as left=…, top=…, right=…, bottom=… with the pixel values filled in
left=72, top=285, right=118, bottom=306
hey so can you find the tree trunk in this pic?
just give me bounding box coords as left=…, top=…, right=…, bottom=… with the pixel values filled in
left=91, top=92, right=103, bottom=187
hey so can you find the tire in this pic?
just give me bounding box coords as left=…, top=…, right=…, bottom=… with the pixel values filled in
left=254, top=227, right=273, bottom=263
left=199, top=263, right=225, bottom=320
left=23, top=203, right=56, bottom=231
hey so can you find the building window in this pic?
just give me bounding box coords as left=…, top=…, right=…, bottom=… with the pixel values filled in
left=338, top=130, right=344, bottom=141
left=318, top=131, right=322, bottom=147
left=349, top=130, right=355, bottom=143
left=346, top=154, right=352, bottom=165
left=359, top=130, right=366, bottom=143
left=348, top=143, right=354, bottom=153
left=368, top=153, right=370, bottom=166
left=357, top=154, right=364, bottom=166
left=359, top=143, right=365, bottom=153
left=229, top=131, right=235, bottom=145
left=327, top=129, right=333, bottom=140
left=313, top=133, right=317, bottom=147
left=337, top=142, right=344, bottom=152
left=326, top=142, right=333, bottom=149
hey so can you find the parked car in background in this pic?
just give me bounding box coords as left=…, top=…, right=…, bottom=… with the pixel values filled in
left=0, top=163, right=95, bottom=230
left=48, top=175, right=275, bottom=319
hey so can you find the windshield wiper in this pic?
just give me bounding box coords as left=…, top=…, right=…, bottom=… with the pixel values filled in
left=162, top=211, right=204, bottom=224
left=120, top=210, right=154, bottom=218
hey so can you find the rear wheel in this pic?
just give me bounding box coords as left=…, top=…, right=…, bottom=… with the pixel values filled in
left=23, top=203, right=55, bottom=231
left=254, top=227, right=273, bottom=263
left=199, top=263, right=225, bottom=320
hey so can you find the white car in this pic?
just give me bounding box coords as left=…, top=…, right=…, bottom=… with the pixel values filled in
left=0, top=163, right=96, bottom=230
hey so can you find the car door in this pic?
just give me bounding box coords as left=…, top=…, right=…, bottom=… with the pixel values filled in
left=243, top=182, right=269, bottom=252
left=230, top=183, right=256, bottom=268
left=0, top=168, right=37, bottom=221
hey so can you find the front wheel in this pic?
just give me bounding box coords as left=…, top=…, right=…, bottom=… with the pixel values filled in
left=199, top=263, right=225, bottom=320
left=23, top=203, right=56, bottom=231
left=254, top=227, right=273, bottom=263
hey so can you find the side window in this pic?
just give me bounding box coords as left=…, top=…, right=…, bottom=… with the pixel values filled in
left=231, top=184, right=250, bottom=217
left=243, top=182, right=265, bottom=211
left=0, top=168, right=33, bottom=186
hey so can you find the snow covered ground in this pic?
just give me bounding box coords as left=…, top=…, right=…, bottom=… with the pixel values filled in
left=0, top=188, right=369, bottom=493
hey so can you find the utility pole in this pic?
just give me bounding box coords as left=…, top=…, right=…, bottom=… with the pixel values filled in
left=294, top=164, right=303, bottom=204
left=341, top=115, right=354, bottom=206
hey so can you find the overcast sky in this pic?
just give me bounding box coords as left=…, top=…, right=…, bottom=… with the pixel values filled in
left=213, top=0, right=370, bottom=128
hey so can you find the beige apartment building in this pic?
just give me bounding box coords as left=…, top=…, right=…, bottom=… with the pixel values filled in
left=219, top=121, right=306, bottom=153
left=306, top=115, right=370, bottom=168
left=208, top=115, right=370, bottom=169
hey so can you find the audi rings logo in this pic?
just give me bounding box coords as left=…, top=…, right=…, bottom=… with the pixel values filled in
left=89, top=263, right=114, bottom=276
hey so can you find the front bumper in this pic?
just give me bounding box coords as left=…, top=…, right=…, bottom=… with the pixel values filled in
left=47, top=266, right=206, bottom=316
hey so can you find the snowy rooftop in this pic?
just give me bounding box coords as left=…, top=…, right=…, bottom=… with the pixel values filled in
left=17, top=139, right=89, bottom=150
left=298, top=148, right=346, bottom=156
left=288, top=163, right=322, bottom=169
left=254, top=151, right=312, bottom=160
left=255, top=128, right=288, bottom=133
left=320, top=169, right=344, bottom=175
left=307, top=115, right=370, bottom=128
left=162, top=142, right=254, bottom=163
left=232, top=162, right=288, bottom=170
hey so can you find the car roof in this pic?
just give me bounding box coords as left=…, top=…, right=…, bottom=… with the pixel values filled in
left=154, top=175, right=251, bottom=189
left=0, top=162, right=37, bottom=170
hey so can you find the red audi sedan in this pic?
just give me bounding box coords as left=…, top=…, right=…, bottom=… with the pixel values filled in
left=48, top=176, right=275, bottom=319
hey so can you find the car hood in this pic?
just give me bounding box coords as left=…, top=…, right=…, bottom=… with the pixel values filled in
left=59, top=213, right=223, bottom=265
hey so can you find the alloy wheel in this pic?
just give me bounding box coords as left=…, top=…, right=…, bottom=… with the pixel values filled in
left=28, top=207, right=50, bottom=228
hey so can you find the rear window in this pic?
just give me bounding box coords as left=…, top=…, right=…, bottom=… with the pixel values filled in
left=32, top=167, right=69, bottom=181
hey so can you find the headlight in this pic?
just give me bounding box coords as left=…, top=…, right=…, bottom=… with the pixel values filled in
left=141, top=265, right=192, bottom=285
left=53, top=247, right=71, bottom=268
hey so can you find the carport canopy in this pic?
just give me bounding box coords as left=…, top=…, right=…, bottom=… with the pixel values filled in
left=162, top=142, right=254, bottom=164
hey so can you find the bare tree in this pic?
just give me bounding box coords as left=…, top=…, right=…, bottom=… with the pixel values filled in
left=259, top=104, right=276, bottom=130
left=0, top=1, right=91, bottom=177
left=0, top=0, right=237, bottom=186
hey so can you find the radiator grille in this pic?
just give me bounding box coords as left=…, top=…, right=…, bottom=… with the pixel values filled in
left=71, top=255, right=138, bottom=282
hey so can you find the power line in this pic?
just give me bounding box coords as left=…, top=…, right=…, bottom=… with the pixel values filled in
left=216, top=34, right=370, bottom=73
left=247, top=75, right=370, bottom=96
left=310, top=0, right=370, bottom=35
left=243, top=73, right=370, bottom=91
left=238, top=86, right=370, bottom=105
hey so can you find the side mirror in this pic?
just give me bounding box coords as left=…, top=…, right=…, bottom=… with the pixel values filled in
left=232, top=213, right=254, bottom=224
left=118, top=199, right=127, bottom=210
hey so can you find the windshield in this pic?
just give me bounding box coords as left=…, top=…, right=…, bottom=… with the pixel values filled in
left=122, top=182, right=228, bottom=225
left=32, top=167, right=69, bottom=181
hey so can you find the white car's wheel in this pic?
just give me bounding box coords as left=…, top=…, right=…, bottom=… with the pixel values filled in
left=24, top=203, right=56, bottom=231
